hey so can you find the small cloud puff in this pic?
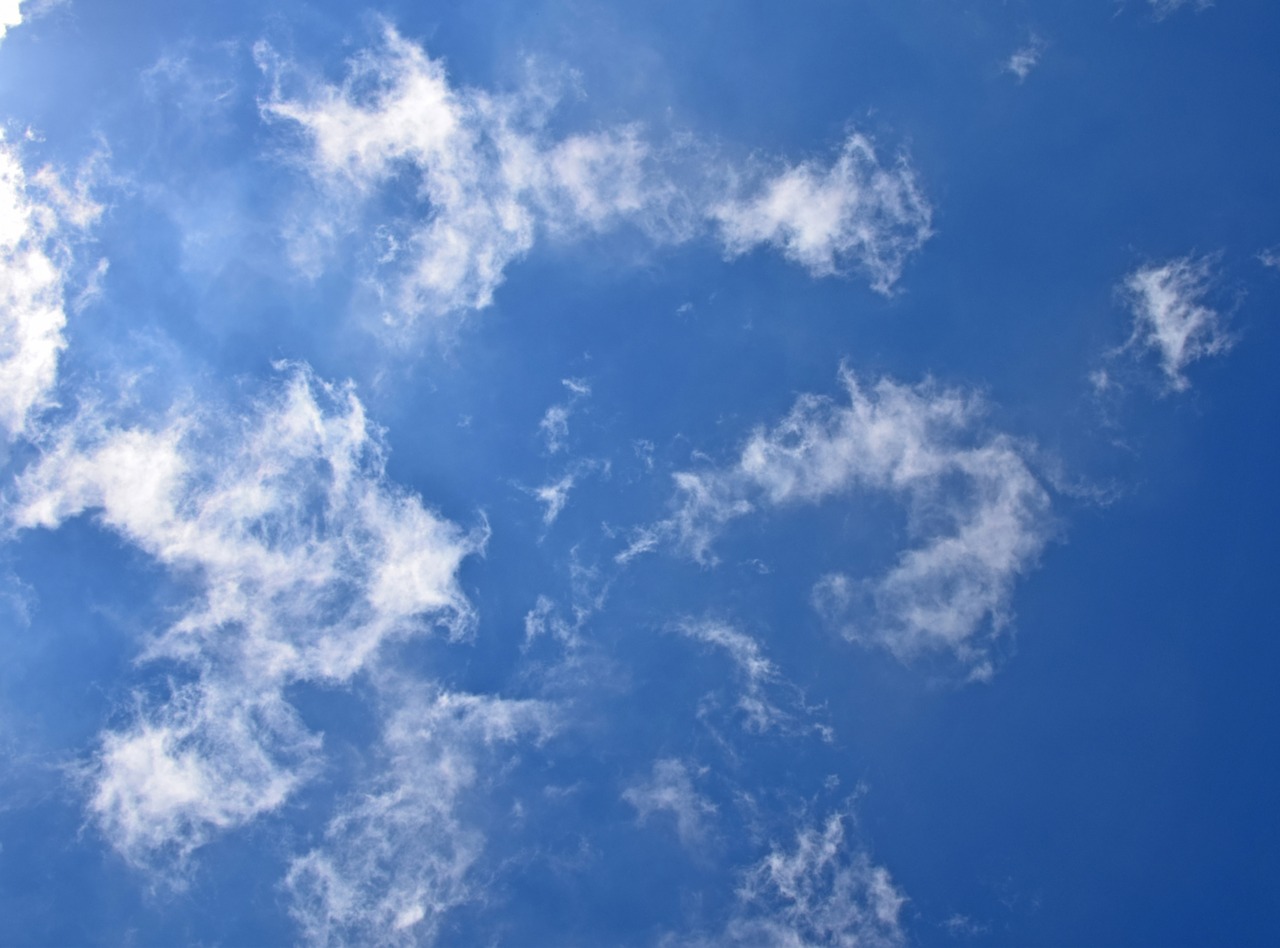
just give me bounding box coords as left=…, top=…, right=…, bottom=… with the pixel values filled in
left=623, top=758, right=717, bottom=849
left=1005, top=35, right=1047, bottom=81
left=1122, top=255, right=1232, bottom=391
left=712, top=134, right=932, bottom=294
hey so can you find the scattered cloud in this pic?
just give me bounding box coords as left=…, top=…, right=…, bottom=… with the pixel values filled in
left=257, top=26, right=933, bottom=335
left=526, top=457, right=608, bottom=526
left=532, top=470, right=577, bottom=526
left=709, top=810, right=906, bottom=948
left=538, top=377, right=591, bottom=454
left=712, top=134, right=932, bottom=294
left=0, top=133, right=102, bottom=440
left=285, top=686, right=556, bottom=947
left=1005, top=35, right=1047, bottom=81
left=0, top=0, right=22, bottom=45
left=629, top=366, right=1051, bottom=676
left=1121, top=255, right=1232, bottom=391
left=623, top=758, right=717, bottom=849
left=675, top=617, right=825, bottom=737
left=1258, top=246, right=1280, bottom=271
left=257, top=27, right=690, bottom=333
left=1148, top=0, right=1213, bottom=20
left=10, top=367, right=485, bottom=866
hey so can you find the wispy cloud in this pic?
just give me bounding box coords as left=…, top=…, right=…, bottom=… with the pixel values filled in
left=699, top=810, right=906, bottom=948
left=1122, top=255, right=1232, bottom=391
left=1005, top=35, right=1047, bottom=81
left=1148, top=0, right=1213, bottom=20
left=285, top=685, right=556, bottom=947
left=0, top=133, right=102, bottom=440
left=257, top=26, right=933, bottom=336
left=623, top=758, right=717, bottom=849
left=256, top=27, right=690, bottom=334
left=538, top=377, right=591, bottom=454
left=10, top=367, right=484, bottom=867
left=627, top=366, right=1051, bottom=677
left=713, top=134, right=932, bottom=293
left=675, top=617, right=827, bottom=738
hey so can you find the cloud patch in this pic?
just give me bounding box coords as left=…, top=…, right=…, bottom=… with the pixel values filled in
left=285, top=686, right=556, bottom=947
left=623, top=758, right=717, bottom=849
left=712, top=134, right=932, bottom=293
left=698, top=810, right=906, bottom=948
left=258, top=26, right=933, bottom=334
left=257, top=27, right=690, bottom=333
left=0, top=133, right=101, bottom=440
left=1122, top=255, right=1232, bottom=391
left=631, top=366, right=1052, bottom=676
left=10, top=367, right=484, bottom=866
left=1005, top=36, right=1046, bottom=81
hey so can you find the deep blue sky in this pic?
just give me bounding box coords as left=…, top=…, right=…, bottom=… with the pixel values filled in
left=1, top=1, right=1279, bottom=945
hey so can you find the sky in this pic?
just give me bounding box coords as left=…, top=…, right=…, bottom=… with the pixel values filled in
left=0, top=0, right=1278, bottom=945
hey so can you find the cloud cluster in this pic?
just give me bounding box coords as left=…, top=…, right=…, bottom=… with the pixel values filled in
left=257, top=27, right=690, bottom=332
left=1122, top=256, right=1232, bottom=391
left=633, top=367, right=1051, bottom=675
left=698, top=811, right=905, bottom=948
left=0, top=133, right=100, bottom=440
left=258, top=26, right=932, bottom=334
left=286, top=686, right=556, bottom=947
left=623, top=758, right=717, bottom=849
left=10, top=367, right=485, bottom=865
left=712, top=134, right=932, bottom=293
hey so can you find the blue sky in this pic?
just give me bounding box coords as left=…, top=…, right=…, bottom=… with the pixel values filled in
left=1, top=0, right=1279, bottom=944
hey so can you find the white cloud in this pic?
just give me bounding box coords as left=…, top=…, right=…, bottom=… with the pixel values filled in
left=623, top=758, right=716, bottom=849
left=257, top=28, right=688, bottom=333
left=633, top=366, right=1051, bottom=674
left=704, top=811, right=906, bottom=948
left=538, top=377, right=590, bottom=454
left=0, top=133, right=101, bottom=440
left=258, top=27, right=933, bottom=333
left=527, top=458, right=608, bottom=527
left=10, top=366, right=485, bottom=865
left=1122, top=255, right=1232, bottom=391
left=532, top=471, right=577, bottom=526
left=0, top=0, right=22, bottom=45
left=285, top=686, right=556, bottom=947
left=675, top=618, right=809, bottom=736
left=1257, top=246, right=1280, bottom=271
left=89, top=683, right=319, bottom=867
left=1005, top=36, right=1046, bottom=81
left=712, top=134, right=932, bottom=293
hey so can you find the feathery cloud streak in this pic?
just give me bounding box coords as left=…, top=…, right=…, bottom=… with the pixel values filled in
left=1122, top=256, right=1232, bottom=391
left=286, top=686, right=556, bottom=947
left=690, top=810, right=905, bottom=948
